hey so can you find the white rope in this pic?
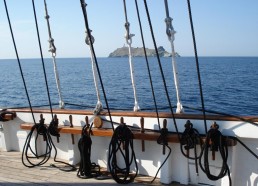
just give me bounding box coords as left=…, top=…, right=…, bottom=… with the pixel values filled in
left=44, top=0, right=64, bottom=109
left=51, top=55, right=64, bottom=109
left=85, top=30, right=102, bottom=114
left=125, top=22, right=140, bottom=112
left=164, top=2, right=183, bottom=113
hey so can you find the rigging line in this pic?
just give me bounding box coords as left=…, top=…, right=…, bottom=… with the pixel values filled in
left=187, top=0, right=207, bottom=134
left=164, top=0, right=183, bottom=114
left=84, top=24, right=103, bottom=114
left=143, top=0, right=180, bottom=139
left=3, top=0, right=36, bottom=124
left=134, top=0, right=161, bottom=130
left=123, top=0, right=140, bottom=112
left=43, top=0, right=65, bottom=109
left=31, top=0, right=53, bottom=119
left=80, top=0, right=114, bottom=131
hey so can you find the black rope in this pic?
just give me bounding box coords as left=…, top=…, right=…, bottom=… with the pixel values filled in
left=32, top=0, right=54, bottom=119
left=108, top=123, right=138, bottom=184
left=186, top=0, right=208, bottom=134
left=77, top=124, right=101, bottom=178
left=143, top=0, right=180, bottom=140
left=199, top=123, right=232, bottom=185
left=151, top=123, right=172, bottom=183
left=79, top=0, right=114, bottom=131
left=22, top=115, right=76, bottom=171
left=3, top=0, right=36, bottom=124
left=134, top=0, right=161, bottom=130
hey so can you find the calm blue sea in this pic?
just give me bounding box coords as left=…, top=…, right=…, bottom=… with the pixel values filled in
left=0, top=57, right=257, bottom=116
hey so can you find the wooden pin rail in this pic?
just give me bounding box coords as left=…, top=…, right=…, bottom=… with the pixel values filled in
left=20, top=123, right=237, bottom=146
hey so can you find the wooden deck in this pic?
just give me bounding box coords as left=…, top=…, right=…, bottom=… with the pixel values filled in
left=0, top=151, right=193, bottom=186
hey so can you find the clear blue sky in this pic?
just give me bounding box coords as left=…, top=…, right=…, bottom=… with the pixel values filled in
left=1, top=0, right=257, bottom=59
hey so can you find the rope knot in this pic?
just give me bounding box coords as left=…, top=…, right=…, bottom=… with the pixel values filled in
left=208, top=122, right=221, bottom=152
left=85, top=30, right=95, bottom=45
left=181, top=120, right=197, bottom=150
left=164, top=16, right=175, bottom=39
left=48, top=115, right=60, bottom=138
left=157, top=127, right=168, bottom=146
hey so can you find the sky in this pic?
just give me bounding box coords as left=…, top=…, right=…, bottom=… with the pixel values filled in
left=0, top=0, right=258, bottom=59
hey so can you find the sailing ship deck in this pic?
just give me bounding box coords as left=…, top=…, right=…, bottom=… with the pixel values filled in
left=0, top=151, right=194, bottom=186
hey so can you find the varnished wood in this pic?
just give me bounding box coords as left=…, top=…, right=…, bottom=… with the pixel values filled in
left=1, top=112, right=16, bottom=121
left=69, top=115, right=75, bottom=144
left=9, top=108, right=258, bottom=122
left=20, top=123, right=237, bottom=146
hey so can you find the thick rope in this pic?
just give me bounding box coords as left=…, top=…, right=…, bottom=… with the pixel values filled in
left=77, top=124, right=101, bottom=178
left=187, top=0, right=208, bottom=134
left=85, top=29, right=103, bottom=114
left=80, top=0, right=114, bottom=131
left=43, top=0, right=64, bottom=109
left=199, top=123, right=232, bottom=185
left=3, top=0, right=36, bottom=124
left=22, top=115, right=76, bottom=171
left=108, top=123, right=138, bottom=184
left=164, top=0, right=183, bottom=113
left=123, top=0, right=140, bottom=112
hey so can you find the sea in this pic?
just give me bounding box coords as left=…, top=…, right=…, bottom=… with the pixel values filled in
left=0, top=57, right=257, bottom=116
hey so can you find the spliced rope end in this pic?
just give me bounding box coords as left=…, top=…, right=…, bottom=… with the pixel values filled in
left=176, top=102, right=184, bottom=113
left=134, top=102, right=140, bottom=112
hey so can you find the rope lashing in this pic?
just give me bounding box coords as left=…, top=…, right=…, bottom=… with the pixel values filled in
left=44, top=0, right=64, bottom=109
left=164, top=0, right=183, bottom=113
left=123, top=0, right=140, bottom=112
left=108, top=119, right=138, bottom=184
left=199, top=122, right=232, bottom=185
left=77, top=124, right=101, bottom=179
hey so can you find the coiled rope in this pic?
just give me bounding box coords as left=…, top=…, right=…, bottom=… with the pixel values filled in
left=22, top=114, right=76, bottom=171
left=77, top=124, right=101, bottom=178
left=199, top=123, right=232, bottom=186
left=108, top=122, right=138, bottom=184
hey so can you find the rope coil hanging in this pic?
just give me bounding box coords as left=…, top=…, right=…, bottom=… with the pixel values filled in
left=77, top=124, right=101, bottom=178
left=164, top=0, right=183, bottom=113
left=43, top=0, right=64, bottom=109
left=108, top=120, right=138, bottom=184
left=123, top=0, right=140, bottom=112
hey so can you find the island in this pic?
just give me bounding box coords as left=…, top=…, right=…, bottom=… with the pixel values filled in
left=108, top=46, right=180, bottom=57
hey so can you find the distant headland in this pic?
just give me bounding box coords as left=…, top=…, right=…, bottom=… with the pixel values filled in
left=108, top=46, right=180, bottom=57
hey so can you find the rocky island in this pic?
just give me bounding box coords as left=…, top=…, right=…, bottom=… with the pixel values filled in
left=108, top=46, right=179, bottom=57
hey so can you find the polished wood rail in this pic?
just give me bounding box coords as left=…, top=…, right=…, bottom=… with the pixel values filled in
left=20, top=123, right=237, bottom=146
left=9, top=108, right=258, bottom=122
